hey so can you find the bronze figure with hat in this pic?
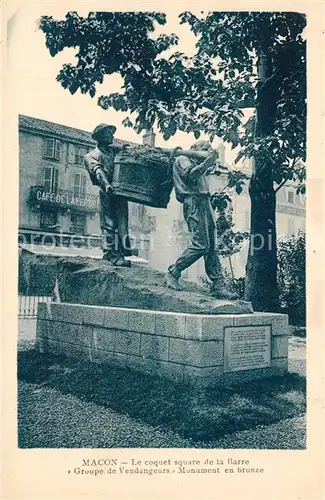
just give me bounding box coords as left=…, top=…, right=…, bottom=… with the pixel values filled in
left=91, top=123, right=117, bottom=141
left=84, top=123, right=132, bottom=267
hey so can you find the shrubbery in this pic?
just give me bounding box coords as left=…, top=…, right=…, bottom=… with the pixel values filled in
left=277, top=231, right=306, bottom=326
left=220, top=231, right=306, bottom=326
left=223, top=270, right=245, bottom=300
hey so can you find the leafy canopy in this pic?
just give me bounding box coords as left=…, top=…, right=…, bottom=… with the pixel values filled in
left=40, top=11, right=306, bottom=190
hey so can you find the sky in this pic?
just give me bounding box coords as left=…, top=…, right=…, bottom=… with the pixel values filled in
left=6, top=3, right=230, bottom=153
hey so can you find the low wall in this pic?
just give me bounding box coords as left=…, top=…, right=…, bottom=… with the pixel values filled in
left=36, top=302, right=289, bottom=387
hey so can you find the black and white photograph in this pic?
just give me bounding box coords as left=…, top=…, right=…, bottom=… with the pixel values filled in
left=2, top=2, right=324, bottom=499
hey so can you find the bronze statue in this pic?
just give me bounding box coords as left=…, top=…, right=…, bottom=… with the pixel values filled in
left=84, top=124, right=131, bottom=267
left=164, top=140, right=238, bottom=300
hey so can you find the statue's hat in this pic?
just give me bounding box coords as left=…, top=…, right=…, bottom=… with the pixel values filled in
left=91, top=123, right=117, bottom=140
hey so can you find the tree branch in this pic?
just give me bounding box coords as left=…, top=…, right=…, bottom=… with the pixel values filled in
left=274, top=157, right=298, bottom=193
left=202, top=98, right=256, bottom=111
left=275, top=179, right=287, bottom=193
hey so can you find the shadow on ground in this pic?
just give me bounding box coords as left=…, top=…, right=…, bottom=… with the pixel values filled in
left=18, top=349, right=306, bottom=448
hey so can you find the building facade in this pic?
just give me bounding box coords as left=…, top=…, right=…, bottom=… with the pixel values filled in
left=18, top=114, right=152, bottom=258
left=19, top=115, right=306, bottom=279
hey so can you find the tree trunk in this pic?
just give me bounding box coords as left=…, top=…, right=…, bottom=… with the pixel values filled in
left=244, top=52, right=279, bottom=311
left=244, top=167, right=278, bottom=311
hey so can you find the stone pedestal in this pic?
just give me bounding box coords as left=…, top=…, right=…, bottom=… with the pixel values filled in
left=37, top=302, right=289, bottom=387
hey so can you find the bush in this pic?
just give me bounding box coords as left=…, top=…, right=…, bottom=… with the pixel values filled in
left=223, top=269, right=245, bottom=299
left=277, top=231, right=306, bottom=326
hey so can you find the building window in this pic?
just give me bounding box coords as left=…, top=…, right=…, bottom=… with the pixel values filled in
left=173, top=219, right=185, bottom=240
left=73, top=145, right=88, bottom=165
left=287, top=190, right=295, bottom=204
left=130, top=203, right=144, bottom=218
left=70, top=212, right=86, bottom=234
left=43, top=138, right=61, bottom=161
left=138, top=239, right=150, bottom=261
left=43, top=166, right=59, bottom=193
left=40, top=208, right=58, bottom=230
left=288, top=218, right=295, bottom=235
left=298, top=193, right=306, bottom=206
left=72, top=172, right=87, bottom=197
left=131, top=204, right=137, bottom=217
left=147, top=216, right=156, bottom=232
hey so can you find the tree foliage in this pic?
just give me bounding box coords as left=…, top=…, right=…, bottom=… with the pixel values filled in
left=40, top=11, right=306, bottom=310
left=40, top=11, right=306, bottom=188
left=211, top=192, right=249, bottom=258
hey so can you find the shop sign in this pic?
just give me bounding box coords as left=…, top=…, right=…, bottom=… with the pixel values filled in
left=35, top=189, right=98, bottom=210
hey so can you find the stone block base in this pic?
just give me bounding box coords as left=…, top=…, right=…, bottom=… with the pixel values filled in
left=36, top=302, right=289, bottom=387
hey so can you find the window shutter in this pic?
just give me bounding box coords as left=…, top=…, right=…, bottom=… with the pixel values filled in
left=55, top=140, right=61, bottom=160
left=52, top=169, right=59, bottom=194
left=67, top=143, right=75, bottom=163
left=73, top=173, right=81, bottom=197
left=43, top=167, right=52, bottom=191
left=43, top=167, right=58, bottom=193
left=81, top=175, right=87, bottom=197
left=44, top=139, right=55, bottom=159
left=131, top=203, right=138, bottom=217
left=74, top=146, right=79, bottom=164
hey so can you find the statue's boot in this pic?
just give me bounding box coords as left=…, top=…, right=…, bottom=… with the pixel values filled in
left=103, top=253, right=131, bottom=267
left=164, top=268, right=182, bottom=291
left=115, top=258, right=131, bottom=268
left=210, top=279, right=239, bottom=300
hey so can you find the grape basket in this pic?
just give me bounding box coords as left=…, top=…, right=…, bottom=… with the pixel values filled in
left=112, top=149, right=173, bottom=208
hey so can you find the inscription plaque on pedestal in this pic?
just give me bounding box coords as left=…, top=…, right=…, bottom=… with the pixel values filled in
left=224, top=325, right=271, bottom=373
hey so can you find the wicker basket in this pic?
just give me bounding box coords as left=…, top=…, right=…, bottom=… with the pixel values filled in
left=112, top=153, right=173, bottom=208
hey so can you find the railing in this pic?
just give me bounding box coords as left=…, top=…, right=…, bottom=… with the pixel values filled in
left=18, top=295, right=52, bottom=319
left=29, top=186, right=99, bottom=213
